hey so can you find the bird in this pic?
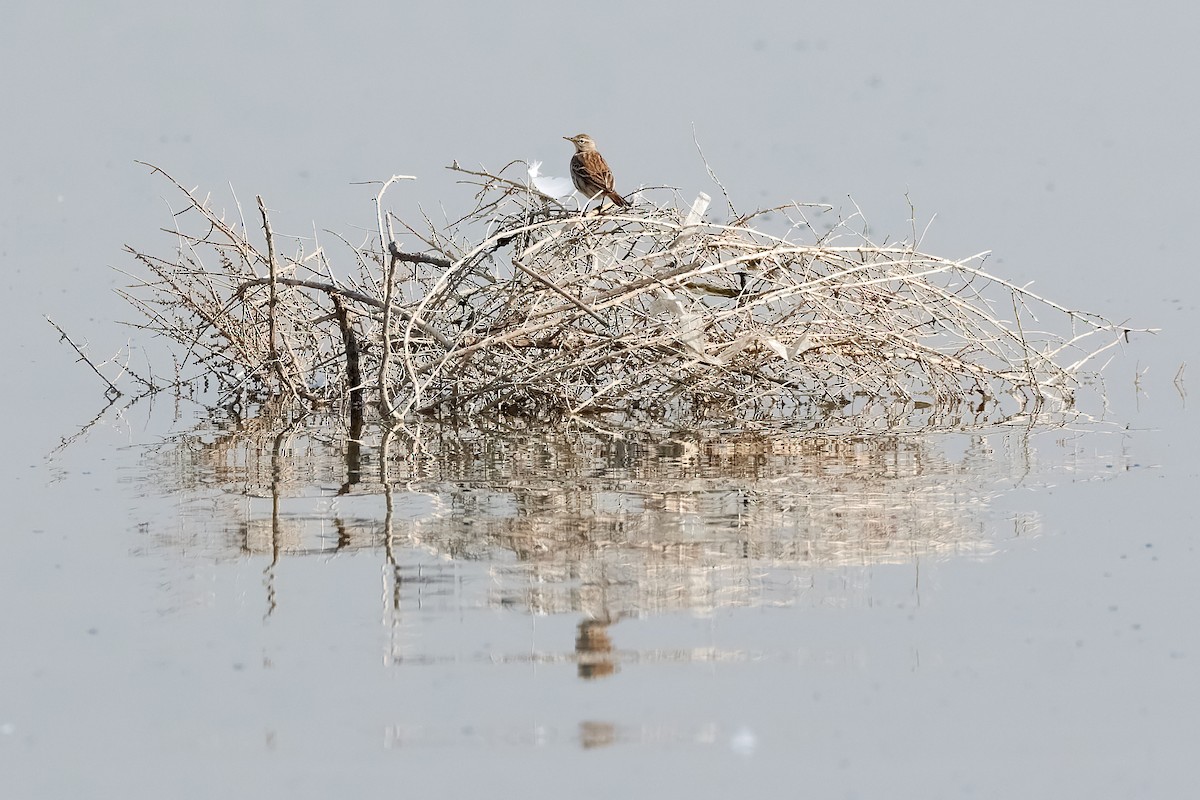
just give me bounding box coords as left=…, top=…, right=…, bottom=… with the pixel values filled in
left=563, top=133, right=629, bottom=208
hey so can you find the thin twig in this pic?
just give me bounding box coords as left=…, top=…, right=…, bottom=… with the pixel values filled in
left=46, top=316, right=123, bottom=396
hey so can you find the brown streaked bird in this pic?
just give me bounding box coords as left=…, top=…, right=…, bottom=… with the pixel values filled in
left=564, top=133, right=629, bottom=208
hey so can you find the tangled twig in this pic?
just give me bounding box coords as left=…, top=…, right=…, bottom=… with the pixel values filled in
left=113, top=161, right=1142, bottom=431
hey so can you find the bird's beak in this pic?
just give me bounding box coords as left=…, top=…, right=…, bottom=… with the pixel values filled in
left=562, top=136, right=572, bottom=141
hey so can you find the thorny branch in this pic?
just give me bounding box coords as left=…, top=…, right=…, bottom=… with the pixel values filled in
left=98, top=161, right=1148, bottom=432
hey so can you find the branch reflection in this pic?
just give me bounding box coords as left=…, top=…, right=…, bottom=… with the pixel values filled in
left=141, top=409, right=1128, bottom=677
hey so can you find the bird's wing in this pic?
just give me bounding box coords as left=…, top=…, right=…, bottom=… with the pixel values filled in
left=577, top=150, right=615, bottom=190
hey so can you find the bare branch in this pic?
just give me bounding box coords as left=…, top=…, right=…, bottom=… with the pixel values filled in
left=106, top=161, right=1142, bottom=432
left=46, top=316, right=123, bottom=397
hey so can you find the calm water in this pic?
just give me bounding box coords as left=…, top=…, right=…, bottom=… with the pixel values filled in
left=4, top=2, right=1198, bottom=798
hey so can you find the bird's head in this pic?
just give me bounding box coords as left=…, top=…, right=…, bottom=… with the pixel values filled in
left=564, top=133, right=596, bottom=152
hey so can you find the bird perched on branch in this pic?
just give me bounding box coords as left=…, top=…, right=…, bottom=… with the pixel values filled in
left=564, top=133, right=629, bottom=208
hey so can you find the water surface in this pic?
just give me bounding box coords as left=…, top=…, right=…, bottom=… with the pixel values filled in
left=3, top=2, right=1197, bottom=798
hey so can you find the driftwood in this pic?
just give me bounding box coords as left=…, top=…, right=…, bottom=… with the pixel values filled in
left=113, top=160, right=1136, bottom=431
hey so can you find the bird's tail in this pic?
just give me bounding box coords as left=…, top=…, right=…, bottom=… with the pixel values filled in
left=605, top=189, right=630, bottom=208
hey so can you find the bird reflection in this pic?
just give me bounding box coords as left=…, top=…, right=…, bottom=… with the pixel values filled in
left=579, top=720, right=617, bottom=749
left=575, top=618, right=617, bottom=680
